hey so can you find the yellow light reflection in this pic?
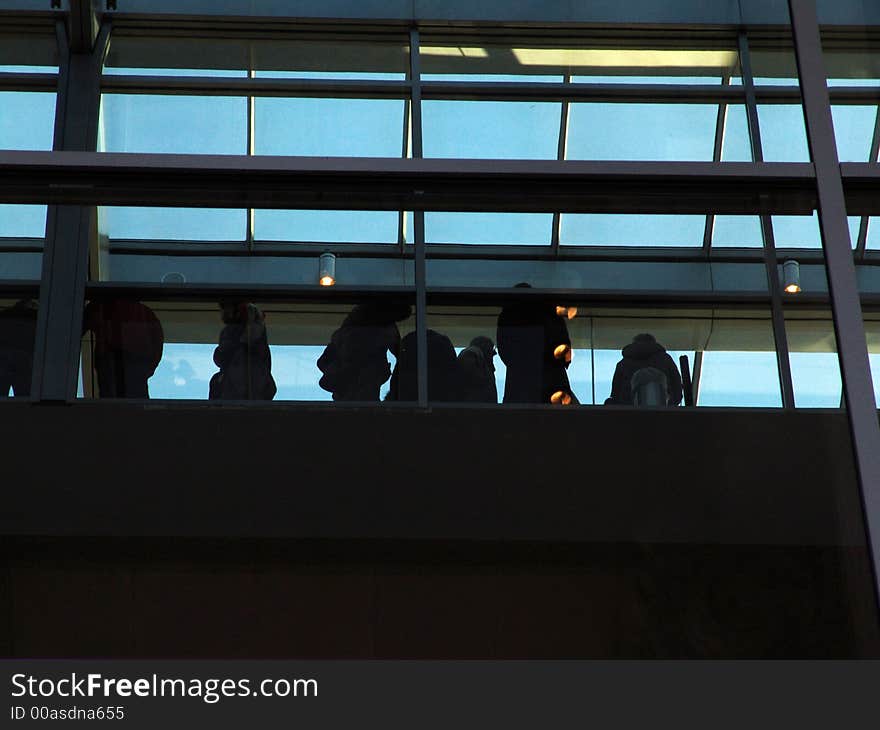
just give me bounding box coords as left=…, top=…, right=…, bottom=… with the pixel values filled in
left=784, top=283, right=801, bottom=294
left=550, top=391, right=572, bottom=405
left=420, top=46, right=490, bottom=59
left=319, top=275, right=336, bottom=287
left=511, top=48, right=738, bottom=71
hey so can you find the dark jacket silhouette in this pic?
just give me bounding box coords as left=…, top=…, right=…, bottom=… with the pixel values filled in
left=0, top=299, right=38, bottom=397
left=386, top=329, right=459, bottom=402
left=82, top=299, right=164, bottom=398
left=210, top=302, right=276, bottom=401
left=317, top=301, right=410, bottom=401
left=496, top=288, right=577, bottom=404
left=456, top=335, right=497, bottom=404
left=605, top=333, right=683, bottom=406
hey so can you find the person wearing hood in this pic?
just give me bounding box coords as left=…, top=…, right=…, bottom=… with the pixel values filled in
left=456, top=335, right=498, bottom=404
left=605, top=333, right=682, bottom=406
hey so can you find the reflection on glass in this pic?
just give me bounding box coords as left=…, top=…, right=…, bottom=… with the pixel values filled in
left=567, top=103, right=717, bottom=160
left=254, top=98, right=405, bottom=157
left=423, top=100, right=560, bottom=159
left=421, top=41, right=739, bottom=83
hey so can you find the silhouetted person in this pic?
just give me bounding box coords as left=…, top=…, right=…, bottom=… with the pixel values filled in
left=386, top=329, right=459, bottom=402
left=209, top=301, right=276, bottom=400
left=496, top=283, right=577, bottom=405
left=0, top=299, right=38, bottom=397
left=317, top=300, right=411, bottom=401
left=83, top=299, right=164, bottom=398
left=605, top=333, right=682, bottom=407
left=456, top=335, right=497, bottom=404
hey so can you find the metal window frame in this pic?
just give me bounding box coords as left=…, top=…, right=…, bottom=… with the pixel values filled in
left=789, top=0, right=880, bottom=629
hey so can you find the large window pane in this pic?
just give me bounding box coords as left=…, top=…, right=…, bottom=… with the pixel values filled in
left=567, top=103, right=717, bottom=161
left=100, top=94, right=246, bottom=154
left=831, top=105, right=877, bottom=162
left=423, top=101, right=560, bottom=159
left=0, top=204, right=48, bottom=239
left=561, top=214, right=705, bottom=247
left=254, top=98, right=405, bottom=157
left=426, top=213, right=552, bottom=245
left=99, top=207, right=246, bottom=242
left=758, top=105, right=810, bottom=161
left=694, top=312, right=781, bottom=407
left=0, top=91, right=55, bottom=150
left=255, top=210, right=401, bottom=243
left=786, top=311, right=842, bottom=408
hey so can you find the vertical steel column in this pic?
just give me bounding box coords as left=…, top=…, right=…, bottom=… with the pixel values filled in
left=409, top=28, right=428, bottom=407
left=789, top=0, right=880, bottom=626
left=702, top=75, right=731, bottom=254
left=31, top=20, right=109, bottom=402
left=550, top=74, right=571, bottom=253
left=739, top=31, right=796, bottom=409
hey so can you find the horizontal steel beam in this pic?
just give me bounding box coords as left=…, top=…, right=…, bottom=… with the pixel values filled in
left=0, top=150, right=818, bottom=213
left=0, top=71, right=58, bottom=90
left=841, top=163, right=880, bottom=215
left=101, top=75, right=412, bottom=98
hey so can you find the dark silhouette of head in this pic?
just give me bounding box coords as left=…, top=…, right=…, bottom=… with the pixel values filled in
left=469, top=335, right=496, bottom=360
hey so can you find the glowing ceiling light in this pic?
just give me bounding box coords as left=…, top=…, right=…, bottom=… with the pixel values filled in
left=782, top=259, right=801, bottom=294
left=318, top=252, right=336, bottom=287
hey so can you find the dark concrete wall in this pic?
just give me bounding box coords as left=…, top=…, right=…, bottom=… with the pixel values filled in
left=0, top=403, right=868, bottom=545
left=0, top=402, right=877, bottom=658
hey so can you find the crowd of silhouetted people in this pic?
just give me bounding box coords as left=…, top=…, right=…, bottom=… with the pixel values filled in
left=0, top=287, right=684, bottom=407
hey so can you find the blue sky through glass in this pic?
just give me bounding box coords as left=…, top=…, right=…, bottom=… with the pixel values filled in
left=423, top=100, right=560, bottom=159
left=561, top=214, right=705, bottom=246
left=426, top=212, right=552, bottom=245
left=0, top=91, right=55, bottom=239
left=255, top=97, right=405, bottom=157
left=567, top=103, right=717, bottom=160
left=255, top=210, right=399, bottom=243
left=831, top=105, right=877, bottom=162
